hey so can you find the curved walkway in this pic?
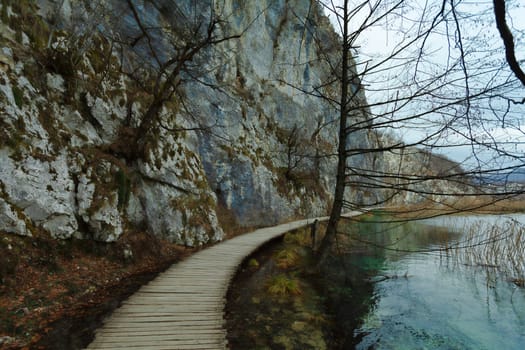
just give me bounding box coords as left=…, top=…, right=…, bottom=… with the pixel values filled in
left=86, top=217, right=328, bottom=349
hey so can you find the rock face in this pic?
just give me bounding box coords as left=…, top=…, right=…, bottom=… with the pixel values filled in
left=0, top=0, right=434, bottom=245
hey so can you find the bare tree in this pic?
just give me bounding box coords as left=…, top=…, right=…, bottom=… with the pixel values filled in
left=316, top=0, right=352, bottom=265
left=101, top=0, right=241, bottom=158
left=296, top=0, right=525, bottom=265
left=279, top=124, right=309, bottom=181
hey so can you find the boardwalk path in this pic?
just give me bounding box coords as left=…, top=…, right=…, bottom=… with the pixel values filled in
left=86, top=217, right=328, bottom=349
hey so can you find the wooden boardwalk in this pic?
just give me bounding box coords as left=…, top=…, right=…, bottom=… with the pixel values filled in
left=86, top=217, right=327, bottom=350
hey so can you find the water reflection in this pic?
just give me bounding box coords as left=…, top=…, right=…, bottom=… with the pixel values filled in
left=334, top=214, right=525, bottom=349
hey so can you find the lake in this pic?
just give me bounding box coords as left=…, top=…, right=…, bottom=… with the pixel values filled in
left=226, top=213, right=525, bottom=349
left=341, top=213, right=525, bottom=349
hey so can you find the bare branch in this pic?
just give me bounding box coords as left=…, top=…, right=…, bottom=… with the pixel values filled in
left=493, top=0, right=525, bottom=86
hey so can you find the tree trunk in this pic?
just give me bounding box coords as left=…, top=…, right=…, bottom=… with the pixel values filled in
left=316, top=0, right=350, bottom=267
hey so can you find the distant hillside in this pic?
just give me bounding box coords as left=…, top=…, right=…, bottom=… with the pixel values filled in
left=476, top=169, right=525, bottom=185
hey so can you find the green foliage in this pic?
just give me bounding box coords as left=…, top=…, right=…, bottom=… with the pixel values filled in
left=266, top=274, right=302, bottom=296
left=1, top=2, right=9, bottom=24
left=327, top=285, right=353, bottom=298
left=64, top=280, right=81, bottom=296
left=29, top=21, right=49, bottom=49
left=5, top=0, right=49, bottom=49
left=46, top=48, right=77, bottom=78
left=85, top=35, right=115, bottom=80
left=0, top=118, right=24, bottom=151
left=0, top=117, right=28, bottom=158
left=9, top=0, right=33, bottom=18
left=0, top=244, right=18, bottom=284
left=170, top=193, right=217, bottom=243
left=0, top=306, right=16, bottom=335
left=37, top=105, right=65, bottom=152
left=115, top=169, right=131, bottom=210
left=247, top=258, right=260, bottom=269
left=0, top=123, right=7, bottom=149
left=219, top=144, right=235, bottom=159
left=11, top=85, right=23, bottom=108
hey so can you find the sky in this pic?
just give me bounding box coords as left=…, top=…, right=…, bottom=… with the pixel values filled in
left=320, top=0, right=525, bottom=168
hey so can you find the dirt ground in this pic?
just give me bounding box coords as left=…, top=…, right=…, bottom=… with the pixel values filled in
left=0, top=230, right=196, bottom=350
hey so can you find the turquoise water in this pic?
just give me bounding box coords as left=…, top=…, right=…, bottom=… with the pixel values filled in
left=338, top=215, right=525, bottom=349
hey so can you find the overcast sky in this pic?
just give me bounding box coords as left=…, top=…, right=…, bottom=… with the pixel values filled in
left=321, top=0, right=525, bottom=167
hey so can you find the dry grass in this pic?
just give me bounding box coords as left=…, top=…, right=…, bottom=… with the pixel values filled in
left=274, top=247, right=301, bottom=269
left=447, top=219, right=525, bottom=285
left=283, top=228, right=311, bottom=246
left=384, top=196, right=525, bottom=220
left=266, top=274, right=302, bottom=296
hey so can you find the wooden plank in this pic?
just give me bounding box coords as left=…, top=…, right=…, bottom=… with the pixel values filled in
left=95, top=329, right=226, bottom=336
left=91, top=334, right=226, bottom=343
left=85, top=215, right=353, bottom=350
left=121, top=298, right=223, bottom=303
left=89, top=344, right=226, bottom=350
left=103, top=315, right=224, bottom=322
left=99, top=322, right=224, bottom=330
left=132, top=291, right=224, bottom=297
left=121, top=300, right=222, bottom=305
left=108, top=310, right=222, bottom=320
left=89, top=339, right=228, bottom=349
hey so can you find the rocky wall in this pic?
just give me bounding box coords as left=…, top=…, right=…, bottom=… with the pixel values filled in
left=0, top=0, right=353, bottom=245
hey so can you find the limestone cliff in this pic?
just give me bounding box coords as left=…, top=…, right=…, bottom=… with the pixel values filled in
left=0, top=0, right=351, bottom=245
left=0, top=0, right=443, bottom=246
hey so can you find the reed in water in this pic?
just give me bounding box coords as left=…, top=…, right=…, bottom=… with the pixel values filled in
left=445, top=218, right=525, bottom=287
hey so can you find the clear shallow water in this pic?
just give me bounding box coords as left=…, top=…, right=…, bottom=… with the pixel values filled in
left=343, top=215, right=525, bottom=349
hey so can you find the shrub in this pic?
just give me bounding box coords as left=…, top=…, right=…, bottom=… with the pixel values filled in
left=283, top=228, right=310, bottom=246
left=11, top=86, right=23, bottom=108
left=0, top=245, right=18, bottom=285
left=247, top=258, right=259, bottom=269
left=115, top=169, right=131, bottom=210
left=0, top=306, right=16, bottom=335
left=1, top=2, right=8, bottom=24
left=266, top=274, right=302, bottom=296
left=274, top=247, right=300, bottom=269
